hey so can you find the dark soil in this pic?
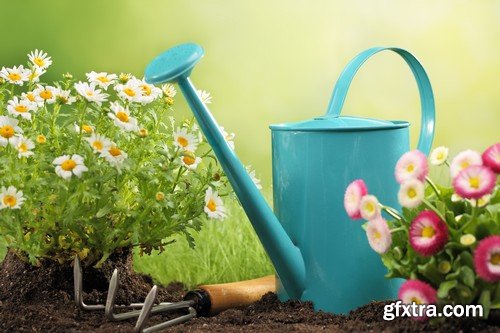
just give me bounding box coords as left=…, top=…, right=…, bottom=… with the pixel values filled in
left=0, top=251, right=498, bottom=332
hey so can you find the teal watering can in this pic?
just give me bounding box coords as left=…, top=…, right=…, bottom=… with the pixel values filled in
left=144, top=44, right=435, bottom=313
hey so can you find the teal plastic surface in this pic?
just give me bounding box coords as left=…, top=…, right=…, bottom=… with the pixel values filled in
left=144, top=44, right=435, bottom=314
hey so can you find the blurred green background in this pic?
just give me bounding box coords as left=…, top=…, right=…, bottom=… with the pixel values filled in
left=1, top=0, right=499, bottom=186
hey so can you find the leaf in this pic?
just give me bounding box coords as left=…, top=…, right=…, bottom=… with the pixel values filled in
left=459, top=266, right=475, bottom=288
left=96, top=204, right=113, bottom=218
left=479, top=290, right=491, bottom=318
left=437, top=280, right=458, bottom=298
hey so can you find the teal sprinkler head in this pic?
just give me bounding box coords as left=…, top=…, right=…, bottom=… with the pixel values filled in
left=144, top=43, right=306, bottom=300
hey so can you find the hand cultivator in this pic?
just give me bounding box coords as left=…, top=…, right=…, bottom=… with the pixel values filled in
left=73, top=256, right=275, bottom=332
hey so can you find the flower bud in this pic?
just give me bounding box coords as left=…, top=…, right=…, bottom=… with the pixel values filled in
left=119, top=73, right=131, bottom=83
left=36, top=134, right=46, bottom=144
left=156, top=192, right=165, bottom=201
left=62, top=72, right=73, bottom=80
left=165, top=96, right=174, bottom=105
left=138, top=128, right=148, bottom=138
left=438, top=260, right=451, bottom=274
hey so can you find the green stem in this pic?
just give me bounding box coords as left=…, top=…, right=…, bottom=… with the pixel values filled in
left=459, top=201, right=479, bottom=232
left=422, top=198, right=446, bottom=221
left=425, top=176, right=442, bottom=200
left=380, top=204, right=403, bottom=221
left=390, top=226, right=406, bottom=233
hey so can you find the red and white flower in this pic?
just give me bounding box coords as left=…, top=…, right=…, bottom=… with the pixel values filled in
left=344, top=179, right=368, bottom=219
left=482, top=143, right=500, bottom=174
left=360, top=195, right=381, bottom=220
left=398, top=179, right=425, bottom=208
left=450, top=150, right=482, bottom=178
left=398, top=279, right=437, bottom=320
left=453, top=165, right=496, bottom=199
left=473, top=235, right=500, bottom=283
left=409, top=210, right=448, bottom=256
left=395, top=150, right=428, bottom=184
left=366, top=217, right=392, bottom=254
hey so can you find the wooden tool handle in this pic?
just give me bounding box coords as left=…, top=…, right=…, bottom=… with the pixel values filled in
left=198, top=275, right=275, bottom=315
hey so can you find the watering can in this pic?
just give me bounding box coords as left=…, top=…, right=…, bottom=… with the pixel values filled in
left=144, top=44, right=435, bottom=314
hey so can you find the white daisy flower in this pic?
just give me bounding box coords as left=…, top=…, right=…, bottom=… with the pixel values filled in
left=180, top=153, right=202, bottom=170
left=360, top=195, right=381, bottom=220
left=137, top=78, right=162, bottom=104
left=197, top=89, right=212, bottom=104
left=27, top=67, right=46, bottom=83
left=7, top=97, right=35, bottom=120
left=114, top=79, right=143, bottom=103
left=429, top=146, right=449, bottom=166
left=246, top=166, right=262, bottom=190
left=204, top=187, right=226, bottom=220
left=0, top=65, right=30, bottom=85
left=53, top=154, right=88, bottom=180
left=0, top=186, right=25, bottom=210
left=0, top=116, right=23, bottom=146
left=220, top=126, right=235, bottom=150
left=107, top=102, right=139, bottom=132
left=86, top=71, right=118, bottom=90
left=173, top=127, right=199, bottom=152
left=33, top=84, right=57, bottom=104
left=74, top=81, right=109, bottom=106
left=74, top=123, right=94, bottom=134
left=85, top=133, right=112, bottom=153
left=11, top=136, right=35, bottom=158
left=28, top=49, right=52, bottom=69
left=100, top=145, right=128, bottom=168
left=21, top=91, right=44, bottom=108
left=162, top=84, right=177, bottom=98
left=450, top=150, right=482, bottom=178
left=54, top=88, right=76, bottom=105
left=398, top=179, right=425, bottom=208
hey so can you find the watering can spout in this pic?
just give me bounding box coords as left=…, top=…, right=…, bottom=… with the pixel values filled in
left=144, top=43, right=306, bottom=299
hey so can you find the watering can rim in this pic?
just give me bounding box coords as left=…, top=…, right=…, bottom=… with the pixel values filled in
left=269, top=116, right=409, bottom=132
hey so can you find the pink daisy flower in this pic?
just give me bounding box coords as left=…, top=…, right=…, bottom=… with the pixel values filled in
left=409, top=210, right=448, bottom=257
left=394, top=150, right=428, bottom=184
left=453, top=165, right=496, bottom=199
left=344, top=179, right=368, bottom=219
left=398, top=279, right=437, bottom=320
left=473, top=235, right=500, bottom=283
left=366, top=217, right=392, bottom=254
left=482, top=143, right=500, bottom=174
left=450, top=149, right=482, bottom=178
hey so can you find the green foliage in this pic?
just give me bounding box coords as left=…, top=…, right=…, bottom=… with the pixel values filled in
left=0, top=54, right=229, bottom=267
left=133, top=197, right=274, bottom=289
left=381, top=182, right=499, bottom=317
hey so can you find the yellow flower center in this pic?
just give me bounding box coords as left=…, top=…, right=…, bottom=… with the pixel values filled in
left=469, top=177, right=480, bottom=189
left=34, top=57, right=45, bottom=67
left=177, top=137, right=189, bottom=147
left=407, top=164, right=415, bottom=173
left=421, top=226, right=435, bottom=238
left=97, top=76, right=109, bottom=83
left=116, top=111, right=129, bottom=122
left=124, top=88, right=136, bottom=97
left=19, top=143, right=28, bottom=153
left=138, top=128, right=148, bottom=138
left=92, top=141, right=104, bottom=151
left=155, top=192, right=165, bottom=201
left=407, top=188, right=417, bottom=199
left=40, top=89, right=53, bottom=100
left=141, top=84, right=152, bottom=96
left=460, top=161, right=469, bottom=169
left=491, top=253, right=500, bottom=266
left=207, top=199, right=217, bottom=212
left=14, top=105, right=28, bottom=113
left=437, top=152, right=444, bottom=160
left=36, top=135, right=46, bottom=144
left=86, top=91, right=94, bottom=97
left=410, top=297, right=422, bottom=305
left=26, top=93, right=36, bottom=102
left=8, top=73, right=21, bottom=81
left=3, top=195, right=17, bottom=207
left=82, top=125, right=93, bottom=133
left=183, top=156, right=196, bottom=165
left=364, top=202, right=375, bottom=213
left=373, top=231, right=381, bottom=240
left=0, top=125, right=15, bottom=138
left=61, top=159, right=77, bottom=171
left=109, top=147, right=122, bottom=157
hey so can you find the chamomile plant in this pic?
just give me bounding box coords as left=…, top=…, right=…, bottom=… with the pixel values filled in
left=345, top=144, right=500, bottom=319
left=0, top=50, right=261, bottom=267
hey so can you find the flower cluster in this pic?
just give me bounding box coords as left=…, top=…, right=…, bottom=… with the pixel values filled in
left=0, top=50, right=261, bottom=266
left=344, top=144, right=499, bottom=319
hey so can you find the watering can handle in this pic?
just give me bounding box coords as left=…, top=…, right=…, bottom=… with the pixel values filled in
left=325, top=47, right=435, bottom=154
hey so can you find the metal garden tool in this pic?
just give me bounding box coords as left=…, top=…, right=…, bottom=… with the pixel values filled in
left=144, top=44, right=436, bottom=314
left=134, top=275, right=276, bottom=333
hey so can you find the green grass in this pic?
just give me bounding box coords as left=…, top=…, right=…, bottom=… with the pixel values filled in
left=133, top=197, right=274, bottom=288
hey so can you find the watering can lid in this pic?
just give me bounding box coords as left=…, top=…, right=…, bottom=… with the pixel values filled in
left=269, top=116, right=409, bottom=132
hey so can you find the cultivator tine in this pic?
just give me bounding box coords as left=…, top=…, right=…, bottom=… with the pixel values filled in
left=134, top=285, right=197, bottom=333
